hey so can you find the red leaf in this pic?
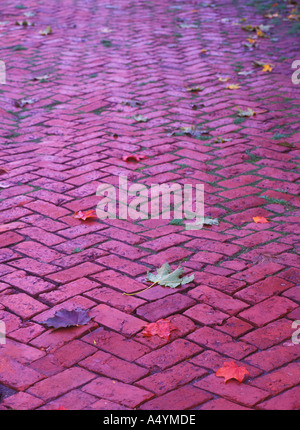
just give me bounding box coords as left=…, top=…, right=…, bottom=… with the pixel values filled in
left=122, top=154, right=148, bottom=163
left=142, top=319, right=178, bottom=340
left=215, top=361, right=250, bottom=383
left=74, top=209, right=97, bottom=221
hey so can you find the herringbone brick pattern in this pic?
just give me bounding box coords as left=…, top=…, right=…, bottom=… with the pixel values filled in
left=0, top=0, right=299, bottom=410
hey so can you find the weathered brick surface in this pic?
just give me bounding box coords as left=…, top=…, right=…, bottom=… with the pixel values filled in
left=0, top=0, right=299, bottom=410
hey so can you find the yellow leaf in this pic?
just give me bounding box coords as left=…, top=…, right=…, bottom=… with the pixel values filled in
left=262, top=64, right=273, bottom=72
left=218, top=77, right=230, bottom=82
left=226, top=84, right=240, bottom=90
left=256, top=29, right=265, bottom=37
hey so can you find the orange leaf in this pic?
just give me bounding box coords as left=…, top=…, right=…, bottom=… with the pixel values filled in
left=216, top=361, right=250, bottom=383
left=142, top=319, right=178, bottom=340
left=226, top=84, right=240, bottom=90
left=122, top=154, right=148, bottom=163
left=253, top=216, right=269, bottom=223
left=74, top=209, right=97, bottom=221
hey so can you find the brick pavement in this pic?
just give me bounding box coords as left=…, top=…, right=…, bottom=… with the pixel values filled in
left=0, top=0, right=299, bottom=410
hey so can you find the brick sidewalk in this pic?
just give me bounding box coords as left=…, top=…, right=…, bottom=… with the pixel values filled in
left=0, top=0, right=299, bottom=410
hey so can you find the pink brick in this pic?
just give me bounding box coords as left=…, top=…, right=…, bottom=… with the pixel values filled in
left=82, top=376, right=153, bottom=408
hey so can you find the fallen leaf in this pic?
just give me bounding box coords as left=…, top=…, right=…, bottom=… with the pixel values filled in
left=74, top=209, right=97, bottom=220
left=133, top=114, right=148, bottom=122
left=216, top=361, right=250, bottom=383
left=147, top=262, right=194, bottom=289
left=203, top=217, right=219, bottom=226
left=253, top=60, right=275, bottom=69
left=237, top=107, right=256, bottom=117
left=42, top=308, right=92, bottom=329
left=253, top=216, right=269, bottom=223
left=167, top=125, right=210, bottom=138
left=0, top=222, right=25, bottom=233
left=226, top=84, right=240, bottom=90
left=264, top=12, right=279, bottom=18
left=142, top=319, right=178, bottom=340
left=33, top=74, right=50, bottom=82
left=0, top=167, right=9, bottom=175
left=122, top=154, right=148, bottom=163
left=238, top=70, right=254, bottom=76
left=186, top=85, right=204, bottom=92
left=179, top=23, right=198, bottom=29
left=16, top=20, right=34, bottom=26
left=121, top=100, right=143, bottom=107
left=214, top=137, right=232, bottom=143
left=24, top=11, right=36, bottom=17
left=218, top=77, right=230, bottom=82
left=262, top=64, right=273, bottom=72
left=39, top=25, right=52, bottom=35
left=14, top=98, right=35, bottom=108
left=123, top=263, right=194, bottom=296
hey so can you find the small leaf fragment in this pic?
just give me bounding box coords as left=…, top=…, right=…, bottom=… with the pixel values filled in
left=74, top=209, right=97, bottom=220
left=39, top=25, right=52, bottom=35
left=253, top=216, right=269, bottom=223
left=237, top=107, right=256, bottom=117
left=226, top=84, right=240, bottom=90
left=122, top=154, right=148, bottom=163
left=133, top=114, right=148, bottom=123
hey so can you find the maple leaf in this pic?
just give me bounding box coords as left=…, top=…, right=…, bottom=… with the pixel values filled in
left=123, top=263, right=194, bottom=296
left=42, top=308, right=92, bottom=329
left=216, top=361, right=250, bottom=383
left=74, top=209, right=97, bottom=220
left=147, top=262, right=194, bottom=288
left=253, top=216, right=269, bottom=223
left=142, top=319, right=178, bottom=340
left=122, top=154, right=148, bottom=163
